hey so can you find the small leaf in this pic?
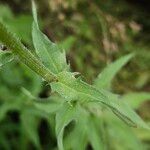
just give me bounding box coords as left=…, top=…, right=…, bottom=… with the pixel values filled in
left=34, top=96, right=64, bottom=114
left=21, top=87, right=63, bottom=114
left=87, top=116, right=104, bottom=150
left=56, top=102, right=77, bottom=150
left=94, top=54, right=133, bottom=89
left=32, top=1, right=69, bottom=74
left=34, top=101, right=63, bottom=114
left=58, top=36, right=76, bottom=52
left=0, top=50, right=13, bottom=67
left=122, top=92, right=150, bottom=109
left=52, top=71, right=149, bottom=129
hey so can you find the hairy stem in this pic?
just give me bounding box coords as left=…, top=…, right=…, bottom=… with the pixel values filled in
left=0, top=22, right=57, bottom=83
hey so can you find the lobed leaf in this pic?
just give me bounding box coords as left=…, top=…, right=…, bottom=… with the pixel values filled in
left=51, top=71, right=149, bottom=129
left=32, top=1, right=69, bottom=74
left=94, top=54, right=133, bottom=89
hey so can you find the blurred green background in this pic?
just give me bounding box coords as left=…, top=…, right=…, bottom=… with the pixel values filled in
left=0, top=0, right=150, bottom=149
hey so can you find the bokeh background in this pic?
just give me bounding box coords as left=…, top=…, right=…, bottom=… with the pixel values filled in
left=0, top=0, right=150, bottom=149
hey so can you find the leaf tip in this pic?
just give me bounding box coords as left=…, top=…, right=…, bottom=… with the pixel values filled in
left=31, top=0, right=38, bottom=25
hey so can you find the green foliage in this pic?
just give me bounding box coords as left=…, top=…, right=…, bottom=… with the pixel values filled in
left=21, top=109, right=41, bottom=148
left=58, top=36, right=76, bottom=52
left=0, top=1, right=149, bottom=150
left=104, top=111, right=144, bottom=150
left=123, top=92, right=150, bottom=109
left=94, top=53, right=133, bottom=89
left=0, top=5, right=32, bottom=45
left=32, top=1, right=69, bottom=74
left=0, top=52, right=42, bottom=149
left=51, top=71, right=148, bottom=129
left=56, top=102, right=77, bottom=150
left=0, top=50, right=14, bottom=67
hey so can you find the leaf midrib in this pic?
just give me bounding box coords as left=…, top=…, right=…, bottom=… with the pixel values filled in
left=57, top=80, right=141, bottom=127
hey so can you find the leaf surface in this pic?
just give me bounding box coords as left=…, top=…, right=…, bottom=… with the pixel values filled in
left=56, top=102, right=77, bottom=150
left=22, top=87, right=63, bottom=113
left=64, top=108, right=89, bottom=150
left=122, top=92, right=150, bottom=109
left=87, top=116, right=104, bottom=150
left=52, top=71, right=149, bottom=129
left=32, top=1, right=69, bottom=74
left=94, top=54, right=133, bottom=89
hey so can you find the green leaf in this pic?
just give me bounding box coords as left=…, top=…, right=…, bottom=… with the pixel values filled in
left=122, top=92, right=150, bottom=109
left=32, top=1, right=69, bottom=74
left=20, top=109, right=41, bottom=148
left=87, top=116, right=104, bottom=150
left=97, top=90, right=149, bottom=129
left=21, top=87, right=63, bottom=113
left=56, top=102, right=77, bottom=150
left=51, top=71, right=149, bottom=129
left=64, top=108, right=103, bottom=150
left=94, top=54, right=133, bottom=89
left=0, top=50, right=13, bottom=67
left=0, top=4, right=32, bottom=45
left=64, top=108, right=89, bottom=150
left=33, top=97, right=64, bottom=114
left=0, top=21, right=56, bottom=83
left=8, top=15, right=32, bottom=45
left=58, top=36, right=76, bottom=52
left=105, top=111, right=144, bottom=150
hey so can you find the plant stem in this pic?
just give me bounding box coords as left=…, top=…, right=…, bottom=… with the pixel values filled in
left=0, top=22, right=57, bottom=83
